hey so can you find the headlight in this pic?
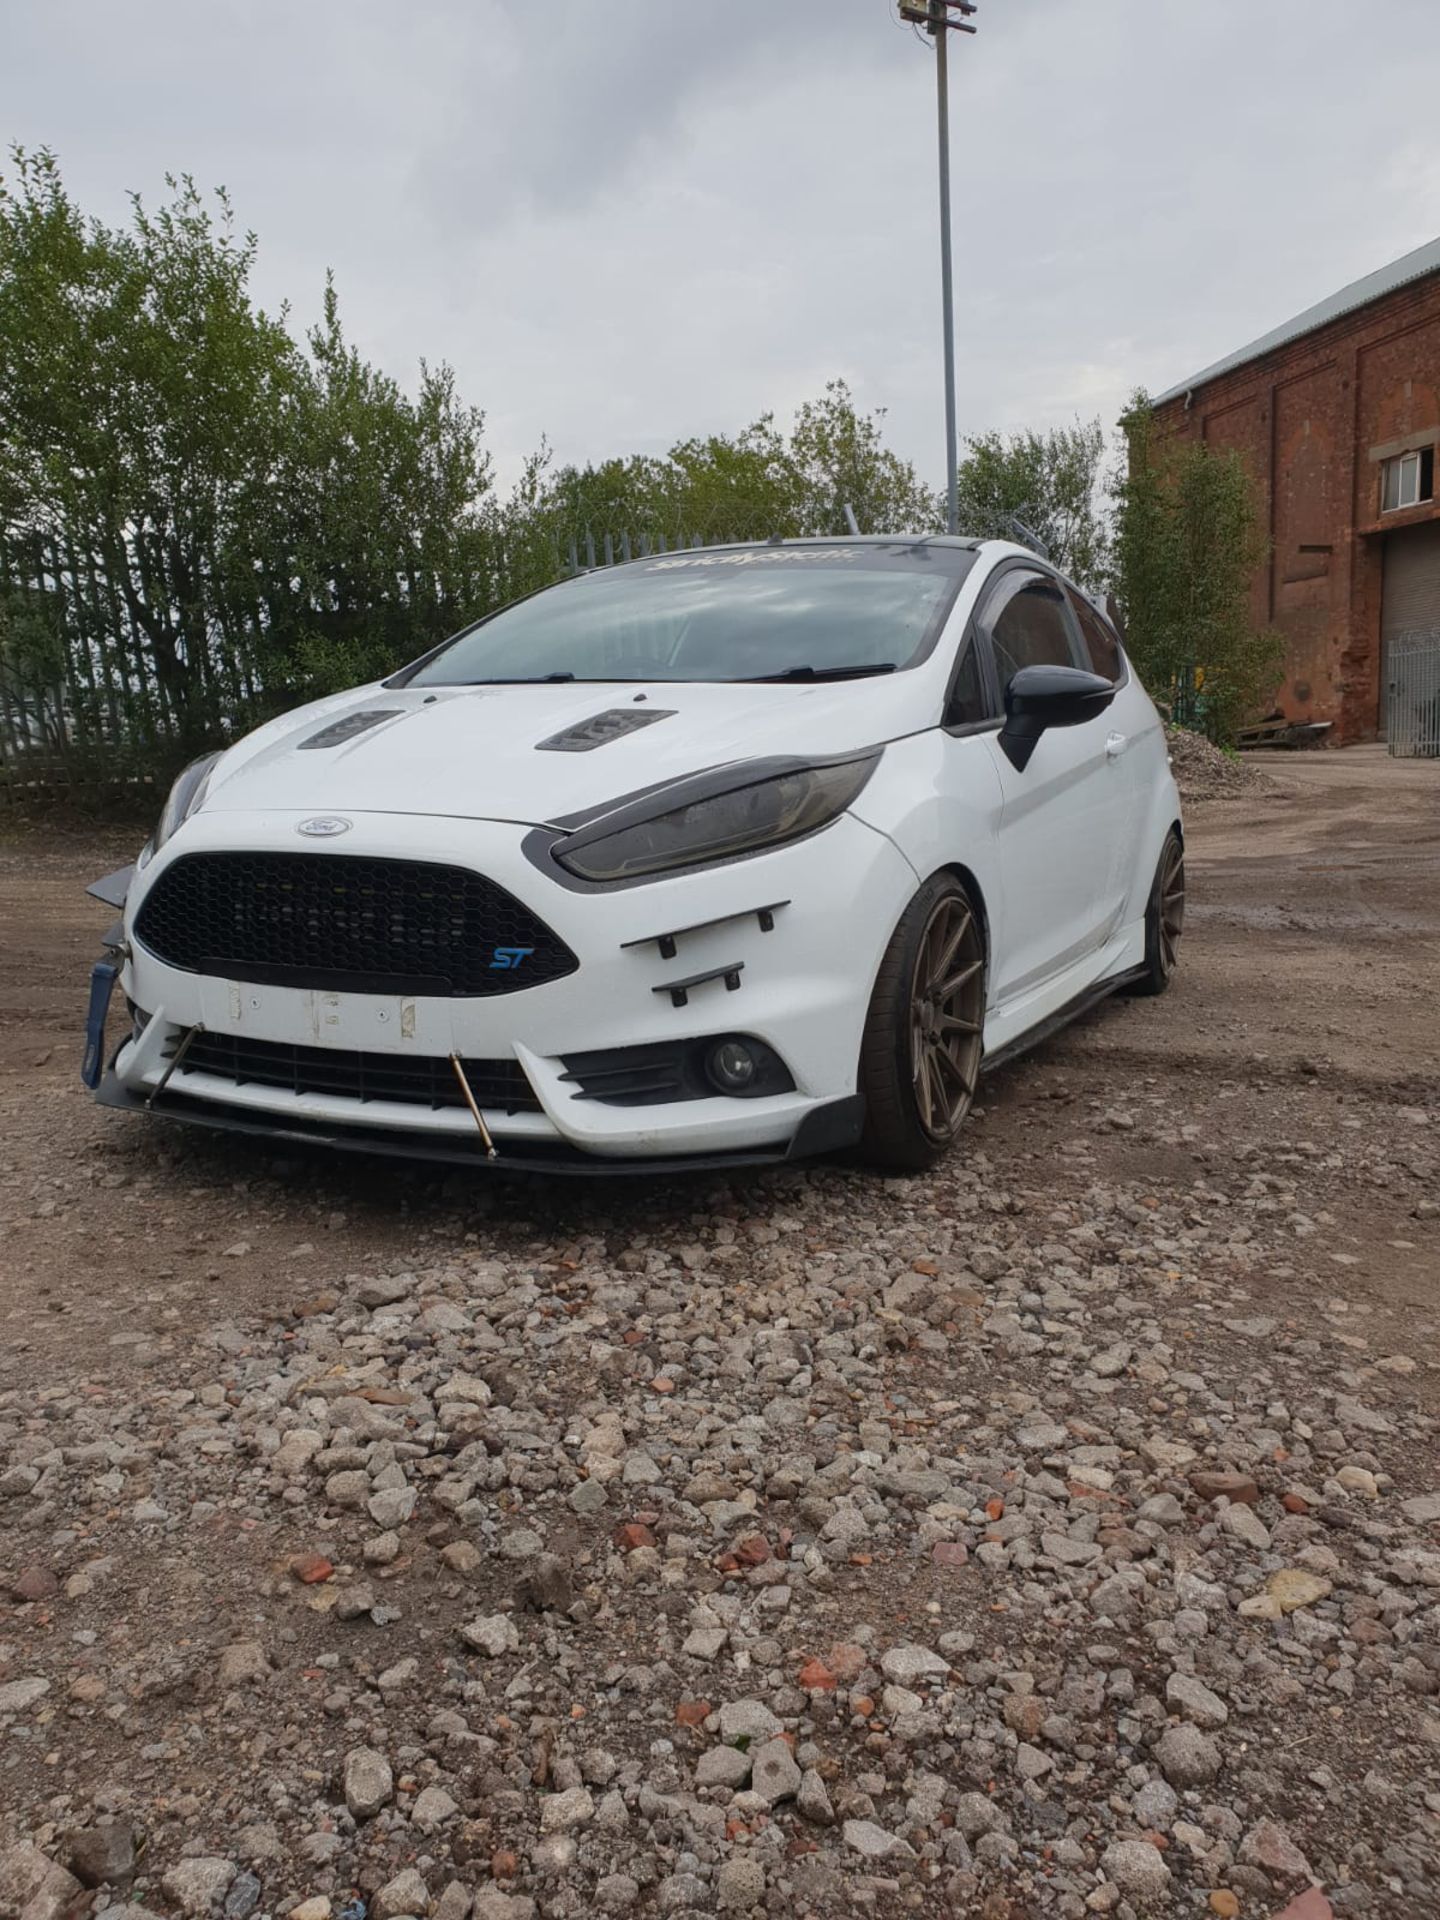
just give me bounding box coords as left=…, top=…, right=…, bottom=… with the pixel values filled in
left=553, top=753, right=880, bottom=884
left=137, top=751, right=223, bottom=870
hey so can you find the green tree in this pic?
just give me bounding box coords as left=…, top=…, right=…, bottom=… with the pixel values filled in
left=0, top=577, right=71, bottom=750
left=953, top=418, right=1109, bottom=588
left=0, top=147, right=307, bottom=758
left=0, top=147, right=497, bottom=784
left=666, top=415, right=803, bottom=542
left=790, top=380, right=940, bottom=535
left=1113, top=392, right=1284, bottom=743
left=508, top=383, right=936, bottom=561
left=530, top=454, right=676, bottom=554
left=0, top=148, right=946, bottom=807
left=249, top=278, right=494, bottom=704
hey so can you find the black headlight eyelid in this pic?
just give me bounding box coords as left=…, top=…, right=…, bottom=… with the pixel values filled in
left=552, top=747, right=883, bottom=885
left=554, top=747, right=882, bottom=864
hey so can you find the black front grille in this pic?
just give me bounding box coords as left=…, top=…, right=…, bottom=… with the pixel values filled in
left=170, top=1029, right=541, bottom=1114
left=135, top=852, right=578, bottom=997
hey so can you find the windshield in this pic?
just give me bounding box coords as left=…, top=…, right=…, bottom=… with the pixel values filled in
left=395, top=543, right=974, bottom=687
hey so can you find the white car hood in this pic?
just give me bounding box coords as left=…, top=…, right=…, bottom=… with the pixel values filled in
left=199, top=677, right=927, bottom=827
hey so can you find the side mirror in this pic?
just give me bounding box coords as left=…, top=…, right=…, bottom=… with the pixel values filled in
left=998, top=664, right=1116, bottom=771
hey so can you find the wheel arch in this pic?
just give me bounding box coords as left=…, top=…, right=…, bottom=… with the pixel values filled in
left=921, top=861, right=992, bottom=969
left=856, top=861, right=988, bottom=1172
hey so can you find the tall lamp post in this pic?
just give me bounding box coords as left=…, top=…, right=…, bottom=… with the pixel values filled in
left=899, top=1, right=978, bottom=537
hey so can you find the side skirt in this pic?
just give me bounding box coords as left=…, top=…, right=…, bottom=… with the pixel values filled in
left=979, top=964, right=1147, bottom=1077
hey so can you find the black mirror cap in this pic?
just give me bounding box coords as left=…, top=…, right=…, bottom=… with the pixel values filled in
left=999, top=665, right=1116, bottom=770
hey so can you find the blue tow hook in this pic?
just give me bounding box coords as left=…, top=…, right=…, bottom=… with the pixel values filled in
left=82, top=958, right=121, bottom=1090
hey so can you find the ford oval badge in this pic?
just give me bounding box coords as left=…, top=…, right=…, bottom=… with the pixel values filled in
left=297, top=816, right=352, bottom=838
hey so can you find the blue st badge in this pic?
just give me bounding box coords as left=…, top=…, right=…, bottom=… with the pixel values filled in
left=490, top=946, right=534, bottom=970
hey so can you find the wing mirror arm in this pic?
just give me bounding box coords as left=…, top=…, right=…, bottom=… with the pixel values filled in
left=997, top=710, right=1047, bottom=773
left=998, top=665, right=1117, bottom=772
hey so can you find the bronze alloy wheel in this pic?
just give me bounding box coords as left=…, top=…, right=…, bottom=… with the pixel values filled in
left=1130, top=829, right=1186, bottom=997
left=1157, top=833, right=1185, bottom=976
left=859, top=873, right=988, bottom=1170
left=908, top=890, right=986, bottom=1144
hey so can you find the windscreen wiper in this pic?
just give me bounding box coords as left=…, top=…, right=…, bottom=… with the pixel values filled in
left=744, top=663, right=898, bottom=683
left=466, top=671, right=577, bottom=684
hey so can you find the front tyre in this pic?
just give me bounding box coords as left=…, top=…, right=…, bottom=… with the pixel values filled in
left=1130, top=828, right=1185, bottom=996
left=858, top=874, right=986, bottom=1172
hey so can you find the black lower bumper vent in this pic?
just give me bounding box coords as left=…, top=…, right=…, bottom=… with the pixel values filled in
left=167, top=1028, right=541, bottom=1114
left=559, top=1035, right=793, bottom=1106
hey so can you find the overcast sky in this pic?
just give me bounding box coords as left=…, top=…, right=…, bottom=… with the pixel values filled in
left=6, top=0, right=1440, bottom=494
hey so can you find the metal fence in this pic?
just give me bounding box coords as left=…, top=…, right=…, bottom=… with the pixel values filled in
left=1387, top=632, right=1440, bottom=758
left=0, top=525, right=715, bottom=806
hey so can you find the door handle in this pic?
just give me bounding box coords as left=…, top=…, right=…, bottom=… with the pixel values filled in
left=1105, top=732, right=1129, bottom=760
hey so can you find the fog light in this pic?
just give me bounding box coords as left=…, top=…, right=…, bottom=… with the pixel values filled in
left=707, top=1039, right=758, bottom=1093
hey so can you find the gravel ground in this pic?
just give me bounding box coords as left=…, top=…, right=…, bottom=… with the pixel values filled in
left=1, top=748, right=1438, bottom=1920
left=1163, top=729, right=1282, bottom=803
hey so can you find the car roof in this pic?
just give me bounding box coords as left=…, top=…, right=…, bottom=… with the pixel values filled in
left=592, top=533, right=990, bottom=578
left=576, top=536, right=1097, bottom=606
left=636, top=534, right=981, bottom=556
left=643, top=534, right=1086, bottom=576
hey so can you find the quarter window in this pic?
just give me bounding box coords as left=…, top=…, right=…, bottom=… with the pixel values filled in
left=1069, top=592, right=1123, bottom=682
left=1381, top=447, right=1434, bottom=513
left=984, top=573, right=1078, bottom=687
left=945, top=637, right=991, bottom=726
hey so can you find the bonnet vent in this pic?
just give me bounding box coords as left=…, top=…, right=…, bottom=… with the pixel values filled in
left=536, top=708, right=676, bottom=753
left=299, top=709, right=404, bottom=750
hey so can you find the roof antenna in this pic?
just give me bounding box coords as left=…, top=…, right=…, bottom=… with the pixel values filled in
left=1004, top=513, right=1051, bottom=561
left=842, top=503, right=860, bottom=534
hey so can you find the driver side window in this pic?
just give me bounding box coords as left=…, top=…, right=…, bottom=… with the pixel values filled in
left=985, top=572, right=1079, bottom=686
left=1068, top=590, right=1124, bottom=683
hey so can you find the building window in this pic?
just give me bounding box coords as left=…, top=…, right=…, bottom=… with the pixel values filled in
left=1381, top=446, right=1435, bottom=513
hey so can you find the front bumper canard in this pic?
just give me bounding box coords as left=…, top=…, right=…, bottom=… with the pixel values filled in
left=82, top=863, right=134, bottom=1087
left=81, top=958, right=121, bottom=1091
left=86, top=865, right=135, bottom=910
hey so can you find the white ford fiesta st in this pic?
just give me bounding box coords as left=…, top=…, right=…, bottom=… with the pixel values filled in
left=83, top=537, right=1183, bottom=1174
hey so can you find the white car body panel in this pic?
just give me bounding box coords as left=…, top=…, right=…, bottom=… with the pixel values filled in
left=96, top=539, right=1182, bottom=1168
left=111, top=806, right=920, bottom=1157
left=196, top=676, right=940, bottom=827
left=852, top=721, right=1149, bottom=1065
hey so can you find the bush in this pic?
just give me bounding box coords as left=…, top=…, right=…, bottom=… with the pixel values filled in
left=1112, top=394, right=1284, bottom=745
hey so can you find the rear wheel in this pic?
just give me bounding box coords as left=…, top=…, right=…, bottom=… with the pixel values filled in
left=1131, top=829, right=1185, bottom=996
left=859, top=874, right=986, bottom=1172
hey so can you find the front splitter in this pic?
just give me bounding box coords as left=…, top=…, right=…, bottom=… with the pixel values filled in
left=95, top=1073, right=865, bottom=1178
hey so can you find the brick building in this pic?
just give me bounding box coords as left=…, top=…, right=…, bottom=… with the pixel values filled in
left=1152, top=236, right=1440, bottom=742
